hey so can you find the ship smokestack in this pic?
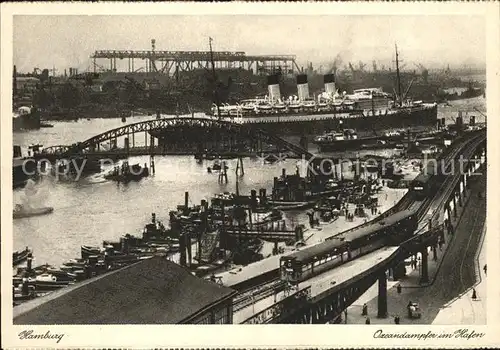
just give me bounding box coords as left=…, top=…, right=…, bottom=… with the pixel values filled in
left=297, top=74, right=309, bottom=101
left=267, top=74, right=281, bottom=103
left=324, top=74, right=336, bottom=97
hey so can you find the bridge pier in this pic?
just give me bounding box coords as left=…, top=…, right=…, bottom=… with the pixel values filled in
left=419, top=247, right=429, bottom=284
left=377, top=271, right=388, bottom=318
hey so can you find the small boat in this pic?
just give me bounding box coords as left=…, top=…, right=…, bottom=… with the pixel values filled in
left=13, top=247, right=31, bottom=266
left=13, top=205, right=53, bottom=219
left=121, top=116, right=127, bottom=123
left=212, top=159, right=222, bottom=171
left=31, top=273, right=74, bottom=290
left=13, top=283, right=37, bottom=302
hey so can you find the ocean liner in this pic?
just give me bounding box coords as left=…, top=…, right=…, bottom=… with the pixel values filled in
left=207, top=46, right=438, bottom=135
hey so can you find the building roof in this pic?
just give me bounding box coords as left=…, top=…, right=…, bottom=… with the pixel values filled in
left=14, top=257, right=237, bottom=325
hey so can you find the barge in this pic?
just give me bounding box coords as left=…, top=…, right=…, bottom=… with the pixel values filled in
left=313, top=129, right=405, bottom=152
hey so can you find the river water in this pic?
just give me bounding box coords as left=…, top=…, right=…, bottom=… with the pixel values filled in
left=12, top=97, right=486, bottom=267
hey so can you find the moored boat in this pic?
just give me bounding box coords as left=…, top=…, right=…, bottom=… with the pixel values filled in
left=104, top=161, right=149, bottom=183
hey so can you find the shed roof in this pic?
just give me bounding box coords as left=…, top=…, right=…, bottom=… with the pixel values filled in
left=14, top=257, right=237, bottom=324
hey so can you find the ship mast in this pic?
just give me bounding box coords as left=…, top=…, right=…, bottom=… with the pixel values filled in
left=209, top=37, right=222, bottom=119
left=395, top=44, right=403, bottom=107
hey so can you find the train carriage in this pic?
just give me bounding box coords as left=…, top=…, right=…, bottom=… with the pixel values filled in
left=280, top=209, right=417, bottom=284
left=410, top=173, right=433, bottom=200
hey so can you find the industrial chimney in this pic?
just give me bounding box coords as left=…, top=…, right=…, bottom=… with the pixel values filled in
left=267, top=74, right=281, bottom=103
left=297, top=74, right=309, bottom=101
left=324, top=74, right=336, bottom=97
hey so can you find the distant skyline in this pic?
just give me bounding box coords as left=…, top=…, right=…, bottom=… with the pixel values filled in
left=13, top=15, right=486, bottom=74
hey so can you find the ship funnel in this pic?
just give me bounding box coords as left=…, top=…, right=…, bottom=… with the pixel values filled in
left=324, top=74, right=336, bottom=97
left=297, top=74, right=310, bottom=101
left=267, top=74, right=281, bottom=103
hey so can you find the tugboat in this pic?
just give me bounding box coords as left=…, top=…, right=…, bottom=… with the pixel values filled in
left=13, top=204, right=54, bottom=219
left=313, top=128, right=404, bottom=152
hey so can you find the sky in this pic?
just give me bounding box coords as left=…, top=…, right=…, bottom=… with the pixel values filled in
left=13, top=15, right=486, bottom=74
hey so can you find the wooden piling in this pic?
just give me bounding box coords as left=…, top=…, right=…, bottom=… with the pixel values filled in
left=150, top=155, right=155, bottom=175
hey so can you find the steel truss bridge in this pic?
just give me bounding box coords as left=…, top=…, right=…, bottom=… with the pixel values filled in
left=240, top=130, right=486, bottom=324
left=40, top=116, right=314, bottom=161
left=91, top=49, right=298, bottom=75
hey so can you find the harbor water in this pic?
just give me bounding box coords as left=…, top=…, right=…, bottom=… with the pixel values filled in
left=12, top=97, right=486, bottom=268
